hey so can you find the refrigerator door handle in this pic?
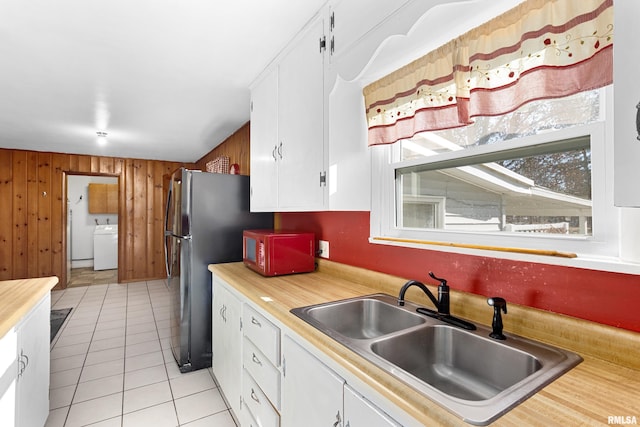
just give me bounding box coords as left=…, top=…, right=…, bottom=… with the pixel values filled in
left=165, top=178, right=173, bottom=234
left=164, top=234, right=171, bottom=278
left=164, top=177, right=173, bottom=279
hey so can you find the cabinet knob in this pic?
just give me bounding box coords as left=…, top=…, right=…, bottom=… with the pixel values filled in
left=251, top=316, right=262, bottom=327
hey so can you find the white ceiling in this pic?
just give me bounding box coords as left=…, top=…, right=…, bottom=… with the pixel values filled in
left=0, top=0, right=326, bottom=162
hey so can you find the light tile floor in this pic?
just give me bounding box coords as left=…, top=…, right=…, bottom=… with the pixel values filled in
left=46, top=280, right=237, bottom=427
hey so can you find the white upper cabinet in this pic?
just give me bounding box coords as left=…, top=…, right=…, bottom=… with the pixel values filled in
left=327, top=0, right=409, bottom=66
left=325, top=0, right=467, bottom=211
left=250, top=12, right=327, bottom=212
left=614, top=0, right=640, bottom=207
left=250, top=67, right=279, bottom=212
left=277, top=14, right=326, bottom=211
left=251, top=0, right=530, bottom=212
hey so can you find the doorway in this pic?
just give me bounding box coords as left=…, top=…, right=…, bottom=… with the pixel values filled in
left=66, top=174, right=119, bottom=287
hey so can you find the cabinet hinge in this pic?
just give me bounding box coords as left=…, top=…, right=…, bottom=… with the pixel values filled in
left=320, top=171, right=327, bottom=187
left=330, top=11, right=335, bottom=31
left=319, top=35, right=326, bottom=53
left=240, top=317, right=243, bottom=331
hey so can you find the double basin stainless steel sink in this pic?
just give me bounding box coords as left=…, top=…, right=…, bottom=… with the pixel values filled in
left=291, top=294, right=582, bottom=425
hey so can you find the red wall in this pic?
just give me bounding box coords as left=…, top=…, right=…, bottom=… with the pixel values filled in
left=279, top=211, right=640, bottom=332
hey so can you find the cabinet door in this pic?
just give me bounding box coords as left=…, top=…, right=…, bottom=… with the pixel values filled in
left=614, top=0, right=640, bottom=207
left=88, top=183, right=107, bottom=213
left=211, top=278, right=242, bottom=416
left=277, top=14, right=326, bottom=210
left=16, top=293, right=50, bottom=427
left=250, top=67, right=280, bottom=212
left=0, top=330, right=17, bottom=426
left=328, top=77, right=371, bottom=210
left=344, top=384, right=401, bottom=427
left=282, top=335, right=345, bottom=427
left=328, top=0, right=408, bottom=63
left=106, top=184, right=118, bottom=213
left=211, top=278, right=225, bottom=373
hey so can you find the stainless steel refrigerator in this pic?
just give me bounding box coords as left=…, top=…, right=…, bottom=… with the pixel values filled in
left=164, top=168, right=272, bottom=372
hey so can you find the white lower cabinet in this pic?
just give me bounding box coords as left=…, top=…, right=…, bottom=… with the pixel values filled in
left=281, top=335, right=401, bottom=427
left=344, top=384, right=401, bottom=427
left=212, top=272, right=406, bottom=427
left=0, top=330, right=17, bottom=426
left=242, top=368, right=280, bottom=427
left=212, top=277, right=242, bottom=416
left=239, top=400, right=260, bottom=427
left=243, top=337, right=280, bottom=409
left=282, top=335, right=344, bottom=427
left=241, top=304, right=282, bottom=426
left=11, top=292, right=51, bottom=427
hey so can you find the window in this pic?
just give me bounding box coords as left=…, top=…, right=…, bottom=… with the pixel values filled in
left=371, top=87, right=621, bottom=263
left=399, top=195, right=445, bottom=229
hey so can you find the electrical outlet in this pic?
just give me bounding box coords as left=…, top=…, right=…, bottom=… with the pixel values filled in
left=319, top=240, right=329, bottom=259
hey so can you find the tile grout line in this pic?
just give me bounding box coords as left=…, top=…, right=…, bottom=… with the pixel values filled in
left=149, top=279, right=183, bottom=426
left=49, top=280, right=234, bottom=427
left=57, top=284, right=109, bottom=427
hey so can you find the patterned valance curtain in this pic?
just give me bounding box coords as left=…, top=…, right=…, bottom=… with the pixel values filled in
left=363, top=0, right=613, bottom=146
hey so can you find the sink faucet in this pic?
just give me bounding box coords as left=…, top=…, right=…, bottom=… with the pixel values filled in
left=398, top=272, right=450, bottom=315
left=487, top=297, right=507, bottom=340
left=399, top=272, right=476, bottom=331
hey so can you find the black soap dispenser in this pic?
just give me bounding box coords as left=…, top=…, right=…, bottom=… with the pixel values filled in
left=487, top=297, right=507, bottom=340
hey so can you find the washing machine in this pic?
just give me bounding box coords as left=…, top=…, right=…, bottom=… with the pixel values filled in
left=94, top=224, right=118, bottom=270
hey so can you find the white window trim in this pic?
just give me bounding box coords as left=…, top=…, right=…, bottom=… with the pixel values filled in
left=370, top=86, right=640, bottom=275
left=397, top=194, right=445, bottom=229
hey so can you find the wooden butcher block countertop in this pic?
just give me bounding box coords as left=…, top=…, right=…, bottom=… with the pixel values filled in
left=0, top=277, right=58, bottom=338
left=210, top=261, right=640, bottom=426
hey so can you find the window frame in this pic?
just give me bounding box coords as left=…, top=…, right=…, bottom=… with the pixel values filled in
left=369, top=86, right=639, bottom=273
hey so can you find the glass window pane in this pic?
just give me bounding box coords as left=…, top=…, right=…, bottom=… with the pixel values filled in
left=396, top=145, right=592, bottom=236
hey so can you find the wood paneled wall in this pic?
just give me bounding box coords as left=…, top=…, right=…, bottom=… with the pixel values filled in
left=0, top=148, right=191, bottom=289
left=195, top=122, right=251, bottom=175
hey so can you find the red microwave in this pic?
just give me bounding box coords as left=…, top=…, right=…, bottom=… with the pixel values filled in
left=243, top=230, right=315, bottom=276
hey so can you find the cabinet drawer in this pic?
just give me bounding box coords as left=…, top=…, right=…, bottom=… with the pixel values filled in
left=243, top=305, right=280, bottom=366
left=242, top=369, right=280, bottom=427
left=243, top=337, right=281, bottom=409
left=240, top=401, right=260, bottom=427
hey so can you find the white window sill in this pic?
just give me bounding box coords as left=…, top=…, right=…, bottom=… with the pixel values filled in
left=369, top=237, right=640, bottom=275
